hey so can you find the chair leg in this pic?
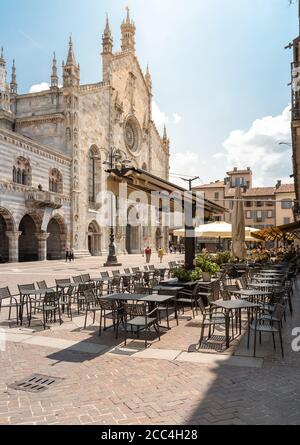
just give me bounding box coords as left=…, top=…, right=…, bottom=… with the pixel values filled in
left=99, top=310, right=103, bottom=337
left=247, top=326, right=251, bottom=350
left=84, top=310, right=88, bottom=329
left=253, top=328, right=257, bottom=357
left=279, top=329, right=284, bottom=358
left=272, top=332, right=276, bottom=351
left=197, top=323, right=205, bottom=350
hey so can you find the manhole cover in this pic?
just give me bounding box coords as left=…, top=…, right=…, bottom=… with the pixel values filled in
left=9, top=374, right=64, bottom=393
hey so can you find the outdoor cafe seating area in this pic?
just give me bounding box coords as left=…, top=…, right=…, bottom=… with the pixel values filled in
left=0, top=257, right=298, bottom=356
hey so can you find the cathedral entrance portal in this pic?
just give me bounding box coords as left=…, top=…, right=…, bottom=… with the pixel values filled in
left=88, top=221, right=101, bottom=256
left=19, top=215, right=38, bottom=262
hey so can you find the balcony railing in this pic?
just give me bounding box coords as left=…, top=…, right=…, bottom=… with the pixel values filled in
left=25, top=189, right=63, bottom=210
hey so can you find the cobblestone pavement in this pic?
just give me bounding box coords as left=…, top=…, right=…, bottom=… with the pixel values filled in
left=1, top=259, right=300, bottom=425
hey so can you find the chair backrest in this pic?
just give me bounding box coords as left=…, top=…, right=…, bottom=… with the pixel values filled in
left=101, top=272, right=110, bottom=279
left=124, top=268, right=131, bottom=274
left=81, top=274, right=91, bottom=283
left=132, top=267, right=141, bottom=273
left=73, top=276, right=83, bottom=284
left=44, top=292, right=60, bottom=305
left=37, top=281, right=47, bottom=290
left=134, top=284, right=152, bottom=295
left=18, top=283, right=35, bottom=293
left=0, top=287, right=11, bottom=300
left=112, top=270, right=120, bottom=277
left=272, top=304, right=286, bottom=322
left=149, top=265, right=155, bottom=271
left=196, top=295, right=209, bottom=314
left=83, top=289, right=97, bottom=305
left=220, top=289, right=231, bottom=301
left=123, top=302, right=148, bottom=319
left=55, top=278, right=71, bottom=286
left=144, top=266, right=149, bottom=271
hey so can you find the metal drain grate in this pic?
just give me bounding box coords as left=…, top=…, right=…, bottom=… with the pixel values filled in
left=9, top=374, right=64, bottom=393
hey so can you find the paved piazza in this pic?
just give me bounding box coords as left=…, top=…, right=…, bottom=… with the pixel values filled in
left=1, top=255, right=300, bottom=425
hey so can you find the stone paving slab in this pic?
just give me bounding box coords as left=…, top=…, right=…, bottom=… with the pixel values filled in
left=177, top=352, right=263, bottom=368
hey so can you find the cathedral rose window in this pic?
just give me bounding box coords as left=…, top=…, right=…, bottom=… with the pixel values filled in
left=124, top=116, right=141, bottom=154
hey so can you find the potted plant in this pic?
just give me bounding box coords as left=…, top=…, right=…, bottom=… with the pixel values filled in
left=195, top=254, right=220, bottom=281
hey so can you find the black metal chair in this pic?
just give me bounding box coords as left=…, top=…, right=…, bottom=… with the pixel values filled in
left=27, top=290, right=61, bottom=329
left=248, top=304, right=286, bottom=357
left=0, top=287, right=20, bottom=325
left=123, top=302, right=160, bottom=348
left=177, top=283, right=202, bottom=318
left=196, top=295, right=227, bottom=350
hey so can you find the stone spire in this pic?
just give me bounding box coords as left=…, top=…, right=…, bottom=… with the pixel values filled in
left=162, top=125, right=170, bottom=150
left=63, top=36, right=80, bottom=88
left=145, top=64, right=152, bottom=93
left=102, top=14, right=113, bottom=54
left=10, top=59, right=17, bottom=95
left=0, top=46, right=7, bottom=93
left=121, top=7, right=136, bottom=53
left=50, top=52, right=59, bottom=90
left=67, top=35, right=76, bottom=65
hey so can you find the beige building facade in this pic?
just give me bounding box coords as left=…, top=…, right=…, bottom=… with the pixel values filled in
left=194, top=168, right=295, bottom=231
left=0, top=10, right=170, bottom=263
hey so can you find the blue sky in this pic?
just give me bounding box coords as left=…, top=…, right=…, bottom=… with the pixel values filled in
left=0, top=0, right=297, bottom=187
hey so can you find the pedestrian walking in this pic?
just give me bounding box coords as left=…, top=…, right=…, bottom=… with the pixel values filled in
left=70, top=249, right=75, bottom=262
left=65, top=247, right=70, bottom=262
left=158, top=247, right=164, bottom=264
left=145, top=246, right=152, bottom=264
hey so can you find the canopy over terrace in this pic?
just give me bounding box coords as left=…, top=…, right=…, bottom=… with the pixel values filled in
left=173, top=221, right=259, bottom=241
left=251, top=221, right=300, bottom=242
left=107, top=167, right=225, bottom=268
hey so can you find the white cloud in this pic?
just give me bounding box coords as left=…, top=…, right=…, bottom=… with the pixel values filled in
left=152, top=100, right=169, bottom=127
left=29, top=82, right=50, bottom=93
left=29, top=82, right=62, bottom=93
left=173, top=113, right=182, bottom=124
left=170, top=151, right=205, bottom=188
left=152, top=101, right=182, bottom=129
left=215, top=104, right=293, bottom=186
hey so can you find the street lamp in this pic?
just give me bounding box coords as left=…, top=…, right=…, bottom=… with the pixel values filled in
left=103, top=148, right=132, bottom=267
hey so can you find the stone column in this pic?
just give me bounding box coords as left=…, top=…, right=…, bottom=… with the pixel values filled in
left=6, top=231, right=22, bottom=263
left=36, top=233, right=50, bottom=262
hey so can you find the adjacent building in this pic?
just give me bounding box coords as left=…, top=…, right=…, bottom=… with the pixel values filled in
left=194, top=168, right=295, bottom=230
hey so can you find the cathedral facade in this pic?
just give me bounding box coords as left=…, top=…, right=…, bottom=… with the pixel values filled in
left=0, top=10, right=170, bottom=263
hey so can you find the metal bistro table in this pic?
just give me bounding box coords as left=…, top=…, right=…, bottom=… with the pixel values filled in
left=249, top=282, right=280, bottom=291
left=212, top=299, right=259, bottom=349
left=103, top=293, right=178, bottom=329
left=232, top=289, right=271, bottom=303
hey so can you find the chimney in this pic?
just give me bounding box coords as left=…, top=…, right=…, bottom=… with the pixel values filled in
left=276, top=180, right=282, bottom=190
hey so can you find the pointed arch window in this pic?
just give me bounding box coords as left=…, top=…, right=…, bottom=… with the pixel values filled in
left=49, top=169, right=63, bottom=194
left=13, top=157, right=31, bottom=186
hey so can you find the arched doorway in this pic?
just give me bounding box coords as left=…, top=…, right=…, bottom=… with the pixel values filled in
left=47, top=217, right=67, bottom=260
left=19, top=215, right=38, bottom=262
left=0, top=215, right=9, bottom=262
left=88, top=221, right=101, bottom=256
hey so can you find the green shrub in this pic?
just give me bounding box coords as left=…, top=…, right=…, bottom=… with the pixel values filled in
left=195, top=254, right=220, bottom=275
left=171, top=267, right=202, bottom=282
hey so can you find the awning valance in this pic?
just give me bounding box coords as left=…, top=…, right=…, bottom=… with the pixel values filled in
left=251, top=221, right=300, bottom=241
